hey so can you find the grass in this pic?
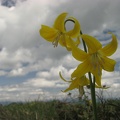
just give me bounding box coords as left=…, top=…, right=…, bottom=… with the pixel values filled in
left=0, top=97, right=120, bottom=120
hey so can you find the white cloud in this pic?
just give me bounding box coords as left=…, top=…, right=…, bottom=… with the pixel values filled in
left=0, top=18, right=6, bottom=32
left=0, top=47, right=32, bottom=71
left=9, top=68, right=25, bottom=76
left=0, top=79, right=68, bottom=102
left=23, top=78, right=56, bottom=87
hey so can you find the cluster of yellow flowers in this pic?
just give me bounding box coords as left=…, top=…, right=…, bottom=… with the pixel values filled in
left=39, top=13, right=118, bottom=96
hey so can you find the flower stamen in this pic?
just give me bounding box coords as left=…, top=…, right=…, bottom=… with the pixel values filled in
left=90, top=52, right=104, bottom=75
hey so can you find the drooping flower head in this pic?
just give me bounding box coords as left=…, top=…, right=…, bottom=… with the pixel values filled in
left=40, top=13, right=80, bottom=50
left=59, top=72, right=109, bottom=97
left=59, top=71, right=90, bottom=97
left=70, top=33, right=118, bottom=86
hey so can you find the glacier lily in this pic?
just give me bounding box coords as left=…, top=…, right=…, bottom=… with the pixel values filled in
left=59, top=72, right=89, bottom=97
left=71, top=33, right=117, bottom=86
left=39, top=13, right=80, bottom=50
left=59, top=72, right=109, bottom=97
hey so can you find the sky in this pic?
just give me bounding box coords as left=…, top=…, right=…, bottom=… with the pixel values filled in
left=0, top=0, right=120, bottom=102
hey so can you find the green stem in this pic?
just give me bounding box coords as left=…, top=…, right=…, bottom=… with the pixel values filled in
left=65, top=19, right=98, bottom=119
left=89, top=76, right=98, bottom=120
left=81, top=31, right=98, bottom=120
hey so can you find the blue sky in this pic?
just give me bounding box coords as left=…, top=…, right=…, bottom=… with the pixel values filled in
left=0, top=0, right=120, bottom=102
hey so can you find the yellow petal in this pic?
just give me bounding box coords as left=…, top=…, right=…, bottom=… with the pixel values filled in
left=58, top=34, right=75, bottom=48
left=58, top=34, right=74, bottom=50
left=66, top=36, right=80, bottom=48
left=58, top=34, right=67, bottom=47
left=79, top=76, right=90, bottom=86
left=63, top=78, right=80, bottom=92
left=63, top=76, right=89, bottom=92
left=95, top=84, right=110, bottom=89
left=75, top=36, right=81, bottom=46
left=102, top=56, right=116, bottom=72
left=40, top=25, right=58, bottom=42
left=69, top=39, right=88, bottom=61
left=66, top=17, right=80, bottom=38
left=82, top=34, right=102, bottom=53
left=71, top=59, right=91, bottom=78
left=53, top=13, right=68, bottom=32
left=63, top=37, right=80, bottom=51
left=90, top=66, right=102, bottom=86
left=72, top=47, right=88, bottom=61
left=59, top=71, right=72, bottom=82
left=65, top=37, right=73, bottom=50
left=101, top=33, right=118, bottom=56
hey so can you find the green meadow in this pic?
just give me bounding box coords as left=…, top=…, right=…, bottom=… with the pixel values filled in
left=0, top=97, right=119, bottom=120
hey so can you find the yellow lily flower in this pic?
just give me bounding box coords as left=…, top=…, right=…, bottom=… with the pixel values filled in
left=59, top=72, right=89, bottom=91
left=59, top=72, right=108, bottom=98
left=59, top=71, right=109, bottom=90
left=70, top=33, right=118, bottom=86
left=62, top=76, right=89, bottom=92
left=39, top=13, right=80, bottom=50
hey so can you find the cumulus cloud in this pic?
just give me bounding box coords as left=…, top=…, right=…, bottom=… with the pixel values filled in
left=0, top=77, right=68, bottom=102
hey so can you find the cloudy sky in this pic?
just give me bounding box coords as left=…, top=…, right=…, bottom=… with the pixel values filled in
left=0, top=0, right=120, bottom=102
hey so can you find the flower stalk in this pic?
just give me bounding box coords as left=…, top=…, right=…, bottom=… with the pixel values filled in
left=90, top=76, right=98, bottom=120
left=81, top=31, right=98, bottom=120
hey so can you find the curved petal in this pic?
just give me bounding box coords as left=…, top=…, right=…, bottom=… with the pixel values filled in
left=69, top=39, right=88, bottom=61
left=64, top=36, right=73, bottom=50
left=101, top=33, right=118, bottom=56
left=82, top=34, right=102, bottom=53
left=53, top=13, right=68, bottom=32
left=66, top=17, right=80, bottom=38
left=95, top=84, right=110, bottom=89
left=63, top=78, right=80, bottom=92
left=58, top=34, right=67, bottom=47
left=59, top=71, right=72, bottom=82
left=72, top=47, right=88, bottom=61
left=63, top=36, right=81, bottom=51
left=71, top=59, right=91, bottom=78
left=102, top=56, right=116, bottom=72
left=63, top=76, right=89, bottom=92
left=58, top=33, right=81, bottom=51
left=75, top=36, right=81, bottom=46
left=40, top=25, right=58, bottom=42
